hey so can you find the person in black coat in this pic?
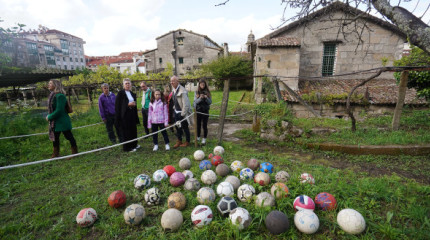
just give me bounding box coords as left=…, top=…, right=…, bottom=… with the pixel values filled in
left=115, top=78, right=140, bottom=152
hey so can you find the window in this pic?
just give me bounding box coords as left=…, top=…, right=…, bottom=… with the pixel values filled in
left=179, top=57, right=184, bottom=64
left=63, top=57, right=66, bottom=61
left=322, top=42, right=337, bottom=76
left=64, top=65, right=67, bottom=70
left=159, top=58, right=162, bottom=64
left=198, top=57, right=203, bottom=63
left=177, top=37, right=184, bottom=45
left=267, top=60, right=271, bottom=68
left=75, top=58, right=78, bottom=62
left=81, top=58, right=83, bottom=62
left=70, top=57, right=73, bottom=62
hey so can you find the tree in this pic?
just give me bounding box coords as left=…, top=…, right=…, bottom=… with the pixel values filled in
left=0, top=18, right=25, bottom=73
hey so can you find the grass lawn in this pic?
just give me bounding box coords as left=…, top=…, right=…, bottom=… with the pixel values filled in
left=0, top=91, right=429, bottom=239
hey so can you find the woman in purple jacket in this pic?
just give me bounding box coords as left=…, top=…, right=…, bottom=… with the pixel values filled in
left=148, top=89, right=170, bottom=151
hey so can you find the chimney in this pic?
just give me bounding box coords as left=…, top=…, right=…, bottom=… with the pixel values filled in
left=223, top=43, right=228, bottom=57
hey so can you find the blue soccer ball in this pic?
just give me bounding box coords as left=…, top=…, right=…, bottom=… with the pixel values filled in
left=199, top=160, right=212, bottom=170
left=260, top=162, right=274, bottom=174
left=239, top=168, right=254, bottom=180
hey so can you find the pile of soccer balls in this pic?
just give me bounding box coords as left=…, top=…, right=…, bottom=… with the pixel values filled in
left=75, top=145, right=366, bottom=236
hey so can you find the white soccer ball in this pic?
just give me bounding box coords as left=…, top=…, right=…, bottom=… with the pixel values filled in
left=216, top=181, right=234, bottom=197
left=294, top=210, right=319, bottom=234
left=191, top=205, right=214, bottom=228
left=237, top=184, right=256, bottom=202
left=239, top=168, right=254, bottom=180
left=217, top=196, right=238, bottom=217
left=197, top=187, right=216, bottom=204
left=255, top=192, right=276, bottom=207
left=194, top=150, right=205, bottom=161
left=184, top=178, right=201, bottom=191
left=300, top=173, right=315, bottom=184
left=134, top=174, right=151, bottom=190
left=230, top=160, right=244, bottom=173
left=229, top=207, right=252, bottom=230
left=144, top=187, right=161, bottom=206
left=124, top=204, right=146, bottom=226
left=275, top=170, right=290, bottom=183
left=153, top=170, right=168, bottom=182
left=201, top=170, right=217, bottom=185
left=161, top=208, right=183, bottom=231
left=179, top=157, right=191, bottom=170
left=337, top=208, right=366, bottom=234
left=76, top=208, right=97, bottom=227
left=182, top=170, right=194, bottom=179
left=225, top=175, right=241, bottom=190
left=213, top=146, right=225, bottom=156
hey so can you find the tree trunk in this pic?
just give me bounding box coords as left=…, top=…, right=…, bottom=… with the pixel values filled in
left=71, top=88, right=79, bottom=102
left=86, top=87, right=92, bottom=104
left=372, top=0, right=430, bottom=54
left=31, top=89, right=38, bottom=107
left=392, top=71, right=409, bottom=130
left=217, top=79, right=230, bottom=145
left=278, top=80, right=321, bottom=117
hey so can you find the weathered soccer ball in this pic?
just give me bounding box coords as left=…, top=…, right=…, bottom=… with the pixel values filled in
left=167, top=192, right=186, bottom=210
left=230, top=160, right=244, bottom=173
left=153, top=169, right=168, bottom=182
left=184, top=178, right=201, bottom=191
left=265, top=210, right=290, bottom=235
left=239, top=168, right=254, bottom=180
left=215, top=163, right=230, bottom=177
left=216, top=181, right=234, bottom=197
left=211, top=155, right=224, bottom=166
left=197, top=187, right=216, bottom=204
left=201, top=170, right=217, bottom=185
left=191, top=205, right=213, bottom=228
left=225, top=175, right=241, bottom=190
left=108, top=190, right=126, bottom=208
left=194, top=150, right=205, bottom=161
left=144, top=187, right=161, bottom=206
left=208, top=153, right=214, bottom=160
left=179, top=157, right=191, bottom=170
left=270, top=182, right=289, bottom=199
left=300, top=173, right=315, bottom=184
left=260, top=162, right=274, bottom=174
left=134, top=174, right=151, bottom=190
left=247, top=158, right=260, bottom=170
left=170, top=172, right=186, bottom=187
left=124, top=204, right=145, bottom=226
left=337, top=208, right=366, bottom=234
left=315, top=192, right=337, bottom=211
left=76, top=208, right=97, bottom=227
left=182, top=170, right=194, bottom=179
left=293, top=195, right=315, bottom=211
left=163, top=165, right=176, bottom=177
left=294, top=210, right=319, bottom=234
left=229, top=207, right=252, bottom=230
left=254, top=172, right=271, bottom=186
left=237, top=184, right=255, bottom=202
left=213, top=146, right=225, bottom=156
left=161, top=208, right=183, bottom=231
left=255, top=192, right=276, bottom=207
left=275, top=170, right=290, bottom=183
left=199, top=160, right=212, bottom=170
left=217, top=196, right=238, bottom=217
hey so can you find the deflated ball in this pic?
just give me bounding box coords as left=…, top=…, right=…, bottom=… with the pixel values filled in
left=300, top=173, right=315, bottom=184
left=254, top=172, right=271, bottom=186
left=293, top=195, right=315, bottom=211
left=153, top=169, right=168, bottom=182
left=237, top=184, right=255, bottom=202
left=260, top=162, right=274, bottom=173
left=191, top=205, right=213, bottom=228
left=247, top=158, right=259, bottom=170
left=197, top=187, right=216, bottom=204
left=134, top=174, right=151, bottom=190
left=211, top=155, right=224, bottom=166
left=170, top=172, right=186, bottom=187
left=315, top=192, right=337, bottom=211
left=184, top=178, right=201, bottom=191
left=199, top=160, right=212, bottom=170
left=161, top=208, right=183, bottom=231
left=294, top=210, right=319, bottom=234
left=163, top=165, right=176, bottom=177
left=167, top=192, right=186, bottom=210
left=265, top=210, right=290, bottom=235
left=182, top=170, right=194, bottom=179
left=108, top=190, right=126, bottom=208
left=215, top=163, right=230, bottom=177
left=179, top=158, right=191, bottom=170
left=225, top=175, right=241, bottom=191
left=229, top=207, right=252, bottom=230
left=275, top=170, right=290, bottom=183
left=217, top=196, right=238, bottom=217
left=255, top=192, right=276, bottom=207
left=201, top=170, right=217, bottom=185
left=337, top=208, right=366, bottom=234
left=144, top=187, right=161, bottom=206
left=213, top=146, right=225, bottom=156
left=76, top=208, right=97, bottom=227
left=270, top=183, right=289, bottom=199
left=194, top=150, right=205, bottom=161
left=124, top=204, right=145, bottom=226
left=230, top=160, right=244, bottom=173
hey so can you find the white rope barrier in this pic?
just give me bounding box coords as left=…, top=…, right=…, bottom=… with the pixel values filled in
left=0, top=122, right=104, bottom=140
left=0, top=113, right=194, bottom=170
left=195, top=110, right=254, bottom=117
left=228, top=100, right=256, bottom=105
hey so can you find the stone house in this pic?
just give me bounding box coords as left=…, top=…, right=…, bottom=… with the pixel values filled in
left=252, top=2, right=409, bottom=106
left=143, top=29, right=223, bottom=76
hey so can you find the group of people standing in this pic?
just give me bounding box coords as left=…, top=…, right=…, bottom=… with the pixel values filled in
left=47, top=76, right=212, bottom=157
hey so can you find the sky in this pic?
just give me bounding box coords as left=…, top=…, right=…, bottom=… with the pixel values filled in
left=1, top=0, right=429, bottom=56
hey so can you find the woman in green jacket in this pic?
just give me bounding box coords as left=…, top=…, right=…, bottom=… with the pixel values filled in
left=46, top=79, right=78, bottom=158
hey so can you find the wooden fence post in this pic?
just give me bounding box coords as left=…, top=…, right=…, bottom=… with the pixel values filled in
left=392, top=71, right=409, bottom=130
left=272, top=77, right=282, bottom=102
left=217, top=78, right=230, bottom=145
left=31, top=89, right=38, bottom=107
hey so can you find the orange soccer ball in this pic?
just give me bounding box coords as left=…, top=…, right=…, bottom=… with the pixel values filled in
left=108, top=190, right=126, bottom=208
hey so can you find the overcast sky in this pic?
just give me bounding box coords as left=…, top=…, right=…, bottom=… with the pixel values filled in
left=1, top=0, right=429, bottom=56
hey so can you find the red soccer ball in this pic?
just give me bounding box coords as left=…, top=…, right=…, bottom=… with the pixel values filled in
left=315, top=192, right=337, bottom=211
left=211, top=155, right=224, bottom=166
left=108, top=190, right=126, bottom=208
left=163, top=165, right=176, bottom=176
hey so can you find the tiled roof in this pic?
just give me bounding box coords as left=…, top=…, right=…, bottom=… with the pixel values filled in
left=256, top=37, right=300, bottom=47
left=138, top=62, right=145, bottom=67
left=282, top=79, right=427, bottom=105
left=230, top=51, right=252, bottom=60
left=110, top=59, right=134, bottom=64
